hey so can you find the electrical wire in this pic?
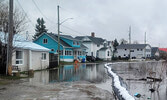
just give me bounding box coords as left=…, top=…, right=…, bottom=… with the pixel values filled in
left=31, top=0, right=57, bottom=25
left=16, top=0, right=35, bottom=27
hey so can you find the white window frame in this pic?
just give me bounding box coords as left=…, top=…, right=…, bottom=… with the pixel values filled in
left=15, top=50, right=24, bottom=65
left=41, top=53, right=47, bottom=61
left=43, top=38, right=48, bottom=44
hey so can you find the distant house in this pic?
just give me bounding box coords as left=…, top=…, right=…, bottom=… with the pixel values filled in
left=116, top=44, right=151, bottom=59
left=34, top=33, right=87, bottom=62
left=159, top=48, right=167, bottom=59
left=0, top=32, right=50, bottom=72
left=151, top=47, right=160, bottom=58
left=75, top=32, right=107, bottom=58
left=98, top=47, right=112, bottom=60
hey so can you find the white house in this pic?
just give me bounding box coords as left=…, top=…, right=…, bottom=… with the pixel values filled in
left=12, top=41, right=50, bottom=71
left=0, top=32, right=50, bottom=72
left=116, top=44, right=151, bottom=59
left=75, top=32, right=105, bottom=58
left=98, top=47, right=112, bottom=60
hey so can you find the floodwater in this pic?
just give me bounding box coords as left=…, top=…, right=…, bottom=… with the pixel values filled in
left=29, top=63, right=108, bottom=84
left=0, top=63, right=114, bottom=100
left=111, top=61, right=167, bottom=100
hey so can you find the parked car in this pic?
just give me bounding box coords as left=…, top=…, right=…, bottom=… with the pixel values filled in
left=86, top=56, right=95, bottom=62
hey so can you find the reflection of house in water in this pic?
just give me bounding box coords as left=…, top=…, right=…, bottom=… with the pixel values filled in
left=29, top=71, right=49, bottom=84
left=29, top=64, right=105, bottom=84
left=48, top=64, right=105, bottom=83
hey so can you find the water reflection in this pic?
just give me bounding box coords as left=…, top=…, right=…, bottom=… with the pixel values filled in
left=30, top=63, right=105, bottom=84
left=111, top=61, right=167, bottom=100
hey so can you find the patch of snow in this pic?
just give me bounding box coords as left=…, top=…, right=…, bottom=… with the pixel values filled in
left=105, top=63, right=135, bottom=100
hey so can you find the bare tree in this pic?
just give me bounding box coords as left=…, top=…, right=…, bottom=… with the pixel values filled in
left=0, top=1, right=27, bottom=33
left=0, top=1, right=27, bottom=74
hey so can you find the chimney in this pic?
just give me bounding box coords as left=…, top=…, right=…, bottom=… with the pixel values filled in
left=91, top=32, right=95, bottom=37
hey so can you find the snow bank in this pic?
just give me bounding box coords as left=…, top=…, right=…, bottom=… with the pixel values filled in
left=104, top=63, right=135, bottom=100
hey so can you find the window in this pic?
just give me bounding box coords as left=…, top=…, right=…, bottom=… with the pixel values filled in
left=42, top=53, right=46, bottom=60
left=73, top=41, right=75, bottom=45
left=137, top=49, right=139, bottom=51
left=130, top=50, right=134, bottom=52
left=97, top=45, right=100, bottom=47
left=107, top=51, right=110, bottom=56
left=125, top=49, right=127, bottom=51
left=16, top=51, right=23, bottom=65
left=65, top=50, right=72, bottom=55
left=77, top=42, right=79, bottom=45
left=51, top=49, right=54, bottom=51
left=141, top=49, right=143, bottom=51
left=57, top=50, right=63, bottom=55
left=43, top=38, right=48, bottom=44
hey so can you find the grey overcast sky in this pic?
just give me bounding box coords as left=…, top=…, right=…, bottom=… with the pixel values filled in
left=10, top=0, right=167, bottom=47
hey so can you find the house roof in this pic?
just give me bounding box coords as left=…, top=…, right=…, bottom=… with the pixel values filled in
left=99, top=47, right=109, bottom=51
left=75, top=36, right=105, bottom=45
left=80, top=44, right=88, bottom=49
left=0, top=32, right=50, bottom=51
left=159, top=48, right=167, bottom=52
left=14, top=41, right=50, bottom=51
left=116, top=44, right=149, bottom=49
left=151, top=47, right=159, bottom=55
left=47, top=33, right=72, bottom=48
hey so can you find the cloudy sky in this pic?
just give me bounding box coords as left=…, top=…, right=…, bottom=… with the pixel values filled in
left=10, top=0, right=167, bottom=47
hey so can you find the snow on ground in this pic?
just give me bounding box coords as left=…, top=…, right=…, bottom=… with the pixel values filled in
left=105, top=63, right=135, bottom=100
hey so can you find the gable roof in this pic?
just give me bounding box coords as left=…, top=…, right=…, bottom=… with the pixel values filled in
left=46, top=33, right=71, bottom=48
left=75, top=36, right=105, bottom=45
left=151, top=47, right=159, bottom=55
left=117, top=44, right=150, bottom=49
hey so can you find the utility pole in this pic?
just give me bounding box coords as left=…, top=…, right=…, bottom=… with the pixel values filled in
left=6, top=0, right=14, bottom=75
left=129, top=26, right=131, bottom=59
left=144, top=32, right=146, bottom=59
left=57, top=5, right=60, bottom=66
left=129, top=26, right=131, bottom=44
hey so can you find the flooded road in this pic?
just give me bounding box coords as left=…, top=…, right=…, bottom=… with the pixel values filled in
left=111, top=61, right=167, bottom=100
left=0, top=63, right=114, bottom=100
left=1, top=61, right=166, bottom=100
left=29, top=63, right=107, bottom=84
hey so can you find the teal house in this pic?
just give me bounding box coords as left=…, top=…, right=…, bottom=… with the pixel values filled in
left=34, top=33, right=87, bottom=62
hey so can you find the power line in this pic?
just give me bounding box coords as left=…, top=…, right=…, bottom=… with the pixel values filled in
left=31, top=0, right=57, bottom=25
left=61, top=24, right=88, bottom=36
left=16, top=0, right=34, bottom=27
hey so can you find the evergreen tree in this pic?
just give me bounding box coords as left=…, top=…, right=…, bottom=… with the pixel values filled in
left=113, top=39, right=119, bottom=52
left=112, top=39, right=119, bottom=60
left=33, top=18, right=48, bottom=40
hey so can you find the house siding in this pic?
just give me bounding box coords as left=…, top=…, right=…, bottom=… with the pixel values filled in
left=12, top=49, right=49, bottom=72
left=116, top=45, right=151, bottom=59
left=34, top=34, right=63, bottom=53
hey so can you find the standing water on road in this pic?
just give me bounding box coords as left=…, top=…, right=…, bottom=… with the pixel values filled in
left=29, top=63, right=108, bottom=84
